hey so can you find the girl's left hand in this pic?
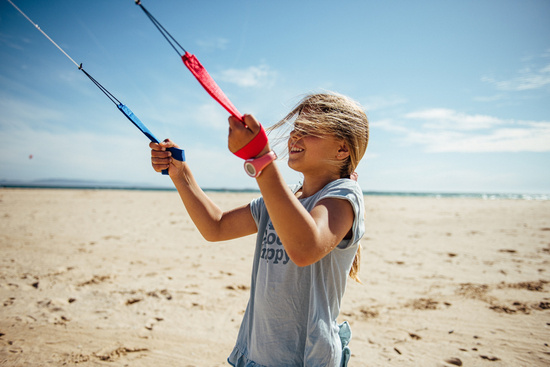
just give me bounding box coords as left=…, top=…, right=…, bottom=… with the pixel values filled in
left=228, top=114, right=265, bottom=154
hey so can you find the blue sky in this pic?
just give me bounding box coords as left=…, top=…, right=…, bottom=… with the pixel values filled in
left=1, top=0, right=549, bottom=193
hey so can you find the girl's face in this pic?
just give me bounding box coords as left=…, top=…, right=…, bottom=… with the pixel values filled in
left=287, top=125, right=346, bottom=176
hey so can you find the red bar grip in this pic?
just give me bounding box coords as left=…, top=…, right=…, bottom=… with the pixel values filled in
left=182, top=52, right=243, bottom=122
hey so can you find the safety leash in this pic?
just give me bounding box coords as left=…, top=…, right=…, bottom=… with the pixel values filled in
left=6, top=0, right=184, bottom=175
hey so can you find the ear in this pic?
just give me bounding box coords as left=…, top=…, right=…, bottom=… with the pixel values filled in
left=336, top=143, right=350, bottom=160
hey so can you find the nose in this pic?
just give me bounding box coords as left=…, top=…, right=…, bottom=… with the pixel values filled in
left=288, top=131, right=301, bottom=148
left=289, top=129, right=302, bottom=141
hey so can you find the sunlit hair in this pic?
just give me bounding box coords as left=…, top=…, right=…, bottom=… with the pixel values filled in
left=268, top=92, right=369, bottom=178
left=268, top=92, right=369, bottom=282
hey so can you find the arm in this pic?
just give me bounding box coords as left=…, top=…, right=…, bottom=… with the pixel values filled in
left=150, top=140, right=257, bottom=242
left=228, top=116, right=355, bottom=267
left=256, top=163, right=354, bottom=266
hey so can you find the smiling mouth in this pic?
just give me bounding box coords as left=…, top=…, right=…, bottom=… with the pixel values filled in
left=290, top=146, right=304, bottom=153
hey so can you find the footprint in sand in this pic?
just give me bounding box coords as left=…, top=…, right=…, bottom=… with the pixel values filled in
left=444, top=357, right=462, bottom=366
left=144, top=317, right=164, bottom=330
left=406, top=297, right=439, bottom=310
left=77, top=275, right=111, bottom=287
left=3, top=297, right=15, bottom=306
left=226, top=284, right=249, bottom=291
left=93, top=346, right=149, bottom=361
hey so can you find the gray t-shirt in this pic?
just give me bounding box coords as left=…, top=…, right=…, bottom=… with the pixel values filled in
left=228, top=179, right=365, bottom=367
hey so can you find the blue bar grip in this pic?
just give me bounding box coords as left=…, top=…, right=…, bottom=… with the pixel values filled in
left=117, top=104, right=184, bottom=175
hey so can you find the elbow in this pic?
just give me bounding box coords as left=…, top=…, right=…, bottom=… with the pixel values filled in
left=199, top=229, right=223, bottom=242
left=285, top=240, right=330, bottom=267
left=293, top=257, right=317, bottom=267
left=294, top=259, right=313, bottom=268
left=194, top=218, right=230, bottom=242
left=287, top=250, right=317, bottom=267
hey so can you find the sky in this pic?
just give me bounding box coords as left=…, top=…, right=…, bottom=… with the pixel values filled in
left=1, top=0, right=549, bottom=193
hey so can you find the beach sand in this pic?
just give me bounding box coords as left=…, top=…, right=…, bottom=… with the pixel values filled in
left=0, top=188, right=549, bottom=366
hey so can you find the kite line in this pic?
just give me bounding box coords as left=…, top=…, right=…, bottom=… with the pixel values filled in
left=135, top=0, right=268, bottom=160
left=6, top=0, right=184, bottom=175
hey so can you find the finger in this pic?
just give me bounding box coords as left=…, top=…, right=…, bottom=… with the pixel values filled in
left=149, top=141, right=162, bottom=150
left=154, top=166, right=169, bottom=173
left=151, top=149, right=171, bottom=158
left=151, top=160, right=170, bottom=172
left=242, top=114, right=261, bottom=134
left=159, top=138, right=180, bottom=150
left=228, top=115, right=247, bottom=131
left=151, top=156, right=171, bottom=172
left=151, top=154, right=172, bottom=164
left=152, top=164, right=170, bottom=173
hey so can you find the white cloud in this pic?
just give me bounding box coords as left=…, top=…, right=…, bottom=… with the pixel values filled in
left=0, top=32, right=25, bottom=50
left=0, top=96, right=66, bottom=130
left=376, top=108, right=550, bottom=153
left=482, top=52, right=550, bottom=91
left=0, top=120, right=154, bottom=181
left=405, top=108, right=506, bottom=131
left=482, top=72, right=550, bottom=91
left=195, top=37, right=229, bottom=52
left=190, top=103, right=231, bottom=132
left=370, top=118, right=409, bottom=134
left=217, top=64, right=276, bottom=88
left=412, top=125, right=550, bottom=153
left=473, top=94, right=506, bottom=102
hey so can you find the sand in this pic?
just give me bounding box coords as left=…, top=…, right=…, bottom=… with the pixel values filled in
left=0, top=188, right=549, bottom=366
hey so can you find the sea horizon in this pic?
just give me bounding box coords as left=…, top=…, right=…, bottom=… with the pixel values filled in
left=1, top=178, right=548, bottom=201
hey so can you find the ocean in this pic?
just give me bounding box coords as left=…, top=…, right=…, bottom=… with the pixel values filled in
left=1, top=179, right=548, bottom=201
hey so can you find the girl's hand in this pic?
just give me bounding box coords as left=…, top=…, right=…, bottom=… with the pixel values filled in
left=149, top=139, right=184, bottom=176
left=228, top=114, right=269, bottom=155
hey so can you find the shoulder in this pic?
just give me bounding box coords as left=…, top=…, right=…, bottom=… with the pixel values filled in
left=316, top=179, right=364, bottom=207
left=321, top=180, right=365, bottom=248
left=316, top=179, right=365, bottom=243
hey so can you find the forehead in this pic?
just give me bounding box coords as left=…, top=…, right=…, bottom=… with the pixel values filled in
left=294, top=108, right=321, bottom=127
left=293, top=110, right=332, bottom=134
left=292, top=121, right=344, bottom=145
left=292, top=118, right=318, bottom=136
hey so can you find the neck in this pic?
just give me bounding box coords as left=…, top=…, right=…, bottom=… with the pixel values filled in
left=298, top=172, right=341, bottom=199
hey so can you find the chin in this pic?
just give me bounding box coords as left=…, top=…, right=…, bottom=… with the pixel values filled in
left=287, top=160, right=300, bottom=172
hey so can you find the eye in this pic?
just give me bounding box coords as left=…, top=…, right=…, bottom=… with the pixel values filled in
left=290, top=129, right=307, bottom=140
left=292, top=120, right=311, bottom=137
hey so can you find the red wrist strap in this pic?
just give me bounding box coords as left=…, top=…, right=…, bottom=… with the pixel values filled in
left=182, top=52, right=243, bottom=122
left=182, top=52, right=267, bottom=159
left=234, top=125, right=268, bottom=160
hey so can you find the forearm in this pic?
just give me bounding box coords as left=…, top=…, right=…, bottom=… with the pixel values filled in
left=170, top=163, right=226, bottom=241
left=255, top=163, right=324, bottom=266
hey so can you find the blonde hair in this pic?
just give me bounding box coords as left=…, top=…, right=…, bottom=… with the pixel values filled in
left=269, top=92, right=369, bottom=178
left=269, top=92, right=368, bottom=282
left=349, top=244, right=362, bottom=283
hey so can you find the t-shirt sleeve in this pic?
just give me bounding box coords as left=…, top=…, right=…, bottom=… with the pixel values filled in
left=249, top=196, right=264, bottom=227
left=315, top=181, right=365, bottom=249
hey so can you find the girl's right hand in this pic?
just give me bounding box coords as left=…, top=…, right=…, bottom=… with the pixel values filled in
left=228, top=114, right=270, bottom=157
left=149, top=139, right=183, bottom=176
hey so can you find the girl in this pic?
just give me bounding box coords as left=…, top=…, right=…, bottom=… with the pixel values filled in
left=150, top=92, right=369, bottom=366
